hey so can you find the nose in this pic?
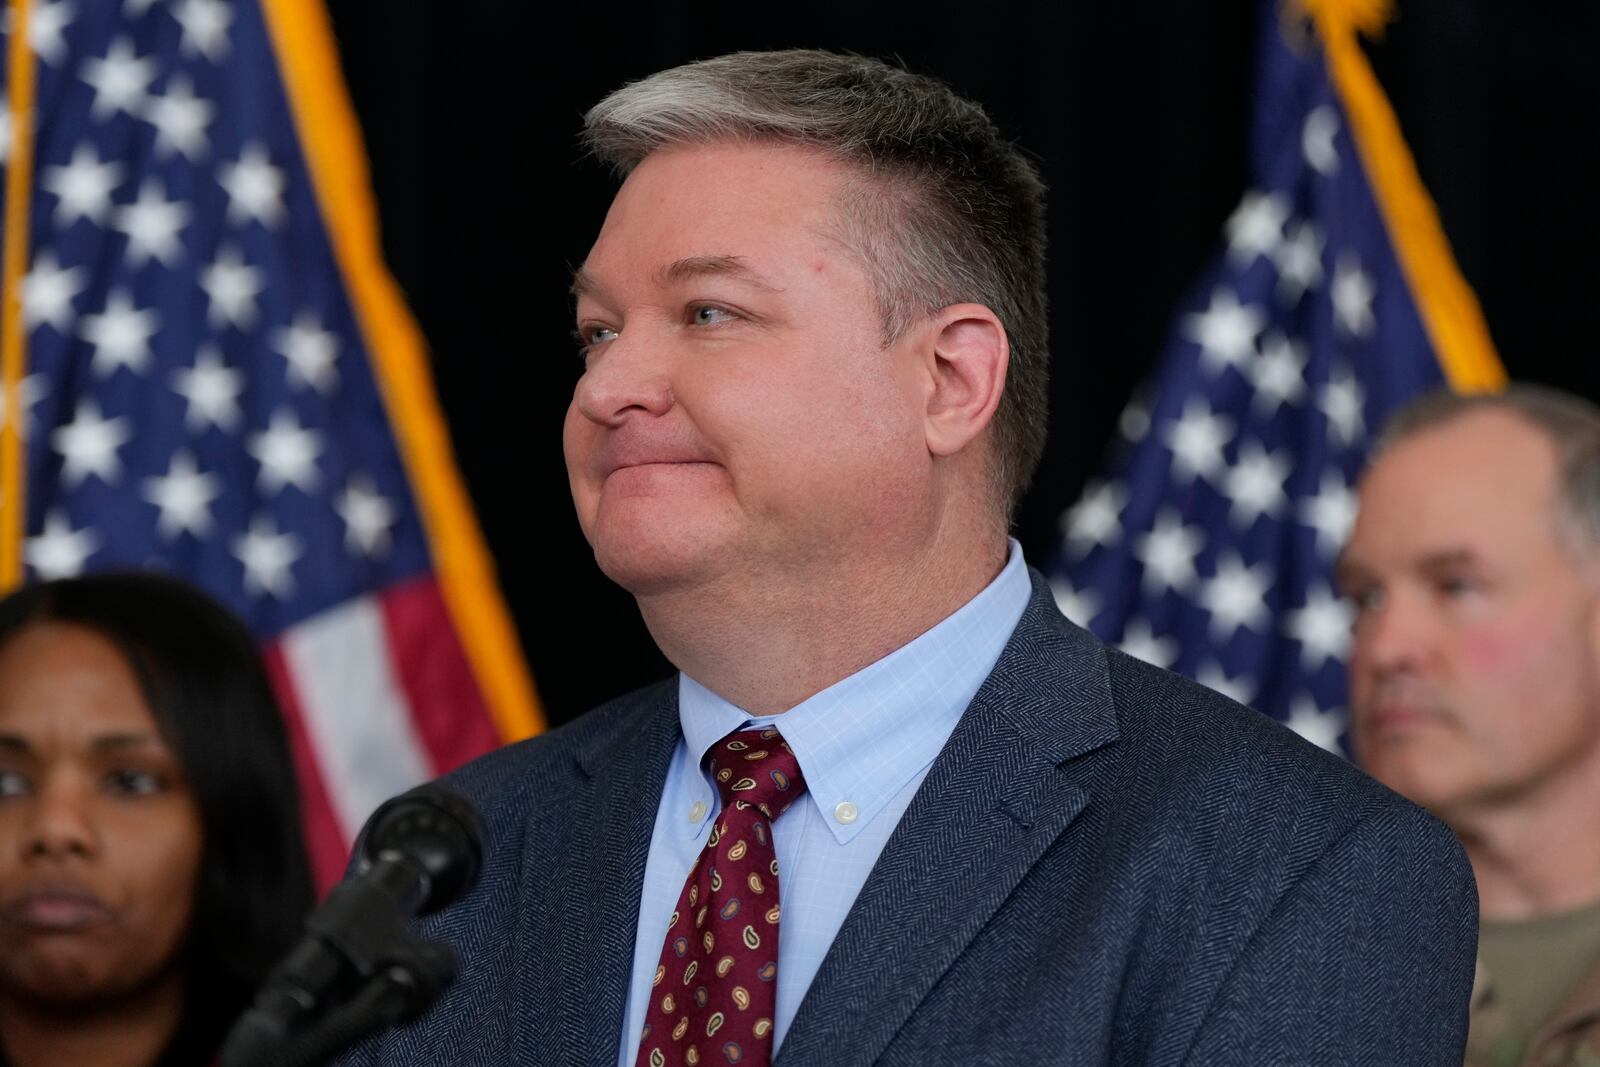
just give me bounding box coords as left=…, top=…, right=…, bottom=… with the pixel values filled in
left=571, top=333, right=675, bottom=428
left=1351, top=585, right=1435, bottom=684
left=23, top=773, right=98, bottom=861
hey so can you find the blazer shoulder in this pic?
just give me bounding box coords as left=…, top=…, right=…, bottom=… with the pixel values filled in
left=440, top=675, right=676, bottom=816
left=1098, top=644, right=1449, bottom=851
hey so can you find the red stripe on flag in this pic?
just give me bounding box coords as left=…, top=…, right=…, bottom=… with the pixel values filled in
left=263, top=642, right=351, bottom=896
left=380, top=575, right=503, bottom=774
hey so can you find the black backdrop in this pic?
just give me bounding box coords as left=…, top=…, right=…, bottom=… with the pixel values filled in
left=319, top=1, right=1598, bottom=729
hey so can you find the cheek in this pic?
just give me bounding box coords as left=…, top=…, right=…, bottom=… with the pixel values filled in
left=1455, top=611, right=1570, bottom=695
left=107, top=804, right=203, bottom=952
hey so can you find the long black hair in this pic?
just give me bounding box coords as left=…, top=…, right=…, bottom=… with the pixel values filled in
left=0, top=571, right=315, bottom=1061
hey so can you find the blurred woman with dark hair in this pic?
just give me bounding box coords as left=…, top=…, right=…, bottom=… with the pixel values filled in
left=0, top=571, right=315, bottom=1067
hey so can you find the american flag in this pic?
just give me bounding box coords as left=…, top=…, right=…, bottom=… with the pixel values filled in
left=0, top=0, right=541, bottom=888
left=1046, top=1, right=1503, bottom=750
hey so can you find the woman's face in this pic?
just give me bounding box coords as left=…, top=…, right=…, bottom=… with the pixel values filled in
left=0, top=622, right=203, bottom=1008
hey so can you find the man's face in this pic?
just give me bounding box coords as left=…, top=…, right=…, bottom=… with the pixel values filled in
left=1341, top=409, right=1600, bottom=824
left=565, top=142, right=934, bottom=597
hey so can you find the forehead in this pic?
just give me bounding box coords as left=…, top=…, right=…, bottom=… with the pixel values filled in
left=581, top=141, right=853, bottom=286
left=1350, top=409, right=1563, bottom=561
left=0, top=622, right=158, bottom=737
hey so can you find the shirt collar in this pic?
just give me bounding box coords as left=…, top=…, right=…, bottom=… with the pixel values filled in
left=678, top=540, right=1032, bottom=843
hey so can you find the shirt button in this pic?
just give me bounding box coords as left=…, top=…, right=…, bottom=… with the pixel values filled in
left=834, top=801, right=859, bottom=825
left=689, top=800, right=707, bottom=822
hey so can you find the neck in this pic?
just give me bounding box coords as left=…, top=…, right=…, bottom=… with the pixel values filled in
left=0, top=968, right=185, bottom=1067
left=1451, top=757, right=1600, bottom=921
left=640, top=514, right=1010, bottom=716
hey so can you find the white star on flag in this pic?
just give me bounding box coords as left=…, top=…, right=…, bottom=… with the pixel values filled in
left=1286, top=694, right=1345, bottom=752
left=1246, top=332, right=1308, bottom=415
left=26, top=511, right=100, bottom=579
left=174, top=0, right=233, bottom=62
left=1301, top=105, right=1341, bottom=177
left=40, top=143, right=125, bottom=228
left=273, top=311, right=341, bottom=394
left=1285, top=584, right=1354, bottom=670
left=1199, top=552, right=1272, bottom=641
left=336, top=477, right=398, bottom=558
left=1163, top=398, right=1235, bottom=484
left=80, top=288, right=160, bottom=378
left=1331, top=254, right=1376, bottom=338
left=219, top=141, right=287, bottom=228
left=0, top=375, right=47, bottom=441
left=1061, top=480, right=1126, bottom=555
left=1272, top=220, right=1324, bottom=304
left=200, top=245, right=265, bottom=329
left=171, top=347, right=245, bottom=433
left=1048, top=576, right=1099, bottom=627
left=28, top=0, right=76, bottom=67
left=1183, top=287, right=1264, bottom=374
left=1223, top=441, right=1291, bottom=529
left=1299, top=470, right=1357, bottom=558
left=247, top=409, right=324, bottom=494
left=51, top=400, right=134, bottom=487
left=115, top=178, right=191, bottom=267
left=143, top=451, right=224, bottom=540
left=1224, top=190, right=1288, bottom=266
left=232, top=515, right=302, bottom=599
left=1318, top=364, right=1366, bottom=447
left=1117, top=620, right=1178, bottom=670
left=79, top=37, right=156, bottom=119
left=145, top=74, right=214, bottom=161
left=1197, top=660, right=1255, bottom=707
left=1133, top=508, right=1203, bottom=595
left=21, top=250, right=87, bottom=333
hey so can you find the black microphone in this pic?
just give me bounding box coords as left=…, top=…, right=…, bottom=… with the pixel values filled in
left=220, top=783, right=487, bottom=1067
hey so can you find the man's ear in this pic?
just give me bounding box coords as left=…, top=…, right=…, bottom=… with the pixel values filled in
left=922, top=303, right=1008, bottom=458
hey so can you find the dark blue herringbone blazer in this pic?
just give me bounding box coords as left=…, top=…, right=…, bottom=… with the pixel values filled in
left=336, top=570, right=1478, bottom=1065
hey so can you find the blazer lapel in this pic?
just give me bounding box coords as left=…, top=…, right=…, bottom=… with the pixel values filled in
left=547, top=684, right=683, bottom=1067
left=778, top=578, right=1120, bottom=1066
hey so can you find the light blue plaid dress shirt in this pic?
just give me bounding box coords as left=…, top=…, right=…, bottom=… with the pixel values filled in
left=617, top=541, right=1032, bottom=1066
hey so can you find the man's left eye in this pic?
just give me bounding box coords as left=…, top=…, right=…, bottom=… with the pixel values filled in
left=690, top=305, right=737, bottom=326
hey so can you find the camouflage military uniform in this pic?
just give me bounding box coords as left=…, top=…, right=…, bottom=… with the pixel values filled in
left=1468, top=957, right=1600, bottom=1067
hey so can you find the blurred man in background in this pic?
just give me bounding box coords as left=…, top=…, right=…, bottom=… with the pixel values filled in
left=1343, top=386, right=1600, bottom=1067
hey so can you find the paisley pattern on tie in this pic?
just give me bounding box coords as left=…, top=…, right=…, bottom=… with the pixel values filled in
left=635, top=728, right=806, bottom=1067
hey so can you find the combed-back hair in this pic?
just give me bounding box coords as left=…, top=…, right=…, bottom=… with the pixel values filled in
left=584, top=49, right=1051, bottom=515
left=1376, top=384, right=1600, bottom=553
left=0, top=572, right=314, bottom=1063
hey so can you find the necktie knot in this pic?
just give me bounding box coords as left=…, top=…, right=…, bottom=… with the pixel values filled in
left=708, top=728, right=805, bottom=821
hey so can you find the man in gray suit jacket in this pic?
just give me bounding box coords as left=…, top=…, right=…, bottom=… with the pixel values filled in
left=342, top=50, right=1477, bottom=1066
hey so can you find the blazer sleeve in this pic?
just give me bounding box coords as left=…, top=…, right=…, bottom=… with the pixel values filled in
left=1180, top=802, right=1479, bottom=1066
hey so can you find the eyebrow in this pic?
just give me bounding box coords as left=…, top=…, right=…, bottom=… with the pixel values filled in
left=0, top=732, right=166, bottom=756
left=570, top=255, right=781, bottom=298
left=1334, top=547, right=1480, bottom=588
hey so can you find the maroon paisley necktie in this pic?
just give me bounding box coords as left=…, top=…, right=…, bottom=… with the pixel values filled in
left=634, top=727, right=807, bottom=1067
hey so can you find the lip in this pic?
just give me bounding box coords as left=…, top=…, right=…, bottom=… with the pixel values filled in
left=601, top=454, right=718, bottom=478
left=3, top=888, right=113, bottom=933
left=1363, top=703, right=1447, bottom=735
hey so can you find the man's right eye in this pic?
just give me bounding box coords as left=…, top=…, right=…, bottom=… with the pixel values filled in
left=574, top=324, right=619, bottom=352
left=0, top=770, right=31, bottom=798
left=1347, top=585, right=1385, bottom=615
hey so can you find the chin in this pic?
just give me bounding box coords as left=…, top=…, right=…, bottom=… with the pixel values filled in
left=590, top=527, right=729, bottom=598
left=584, top=494, right=741, bottom=596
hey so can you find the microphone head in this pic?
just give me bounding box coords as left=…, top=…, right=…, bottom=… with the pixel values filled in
left=360, top=784, right=486, bottom=914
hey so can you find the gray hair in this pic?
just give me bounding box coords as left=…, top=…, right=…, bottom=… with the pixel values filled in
left=1376, top=385, right=1600, bottom=555
left=583, top=49, right=1050, bottom=516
